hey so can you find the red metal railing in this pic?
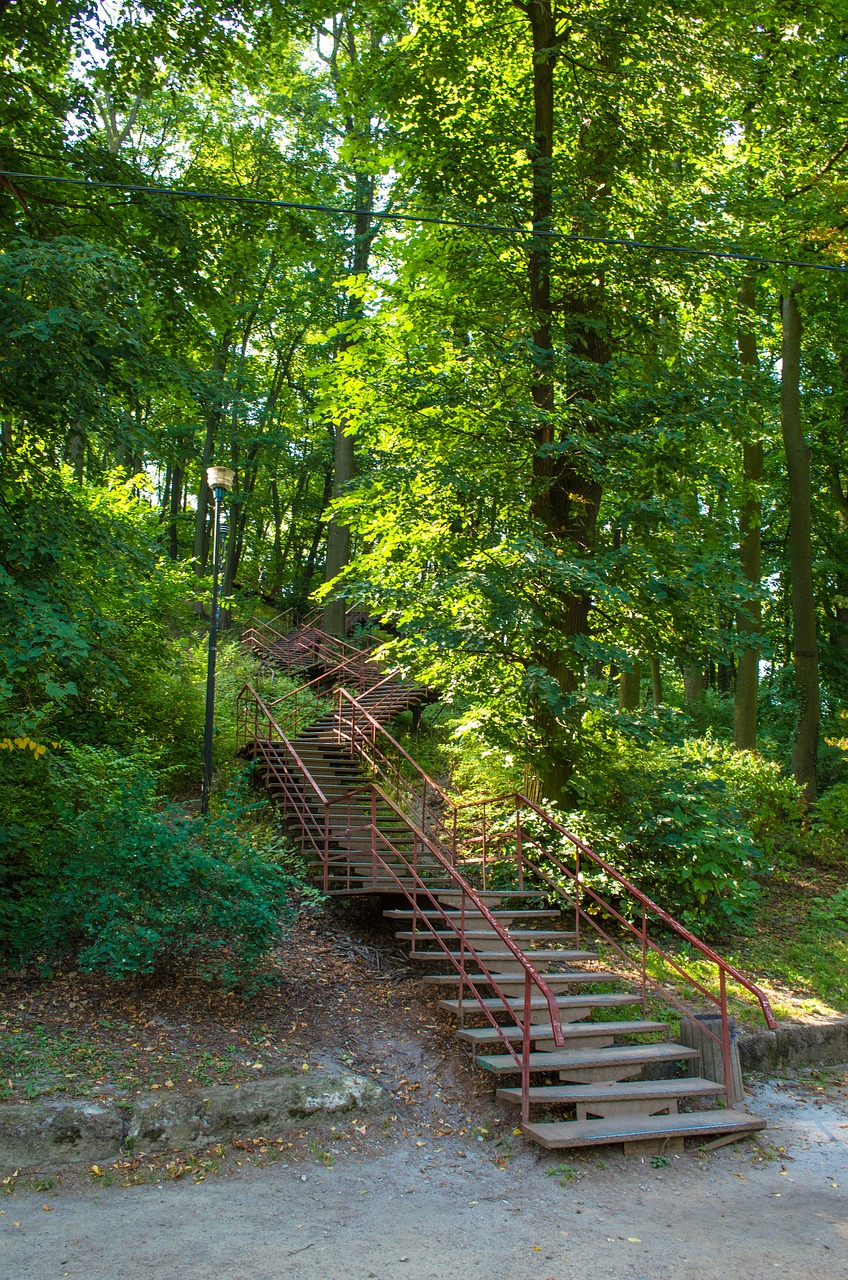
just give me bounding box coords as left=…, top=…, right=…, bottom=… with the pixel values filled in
left=239, top=618, right=777, bottom=1114
left=328, top=688, right=778, bottom=1109
left=242, top=613, right=371, bottom=674
left=236, top=682, right=567, bottom=1121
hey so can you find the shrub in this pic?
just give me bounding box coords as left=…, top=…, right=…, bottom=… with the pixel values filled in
left=0, top=750, right=295, bottom=985
left=814, top=781, right=848, bottom=840
left=550, top=714, right=776, bottom=935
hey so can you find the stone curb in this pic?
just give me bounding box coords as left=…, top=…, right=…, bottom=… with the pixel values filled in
left=739, top=1017, right=848, bottom=1073
left=0, top=1072, right=387, bottom=1170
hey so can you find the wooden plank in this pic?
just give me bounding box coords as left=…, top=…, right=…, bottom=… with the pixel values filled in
left=422, top=971, right=621, bottom=988
left=438, top=993, right=639, bottom=1013
left=476, top=1042, right=700, bottom=1075
left=497, top=1077, right=725, bottom=1104
left=521, top=1109, right=765, bottom=1150
left=455, top=1019, right=667, bottom=1045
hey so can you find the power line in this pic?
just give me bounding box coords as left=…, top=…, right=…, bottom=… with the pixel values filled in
left=1, top=169, right=846, bottom=275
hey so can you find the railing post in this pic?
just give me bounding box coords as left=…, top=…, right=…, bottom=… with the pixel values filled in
left=370, top=785, right=378, bottom=889
left=452, top=805, right=458, bottom=867
left=482, top=805, right=488, bottom=890
left=323, top=801, right=330, bottom=893
left=720, top=968, right=733, bottom=1109
left=640, top=904, right=647, bottom=1016
left=458, top=890, right=466, bottom=1027
left=521, top=969, right=531, bottom=1125
left=574, top=846, right=581, bottom=948
left=514, top=805, right=524, bottom=892
left=412, top=834, right=419, bottom=951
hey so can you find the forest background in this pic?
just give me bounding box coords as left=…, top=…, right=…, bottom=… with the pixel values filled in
left=1, top=0, right=847, bottom=994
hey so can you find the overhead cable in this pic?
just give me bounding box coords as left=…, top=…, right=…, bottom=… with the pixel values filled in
left=1, top=169, right=846, bottom=274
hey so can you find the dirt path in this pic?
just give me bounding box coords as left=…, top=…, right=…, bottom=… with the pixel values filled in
left=1, top=1079, right=845, bottom=1280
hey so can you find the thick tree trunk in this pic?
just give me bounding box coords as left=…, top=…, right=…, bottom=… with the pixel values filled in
left=733, top=277, right=764, bottom=750
left=649, top=656, right=663, bottom=706
left=619, top=660, right=641, bottom=710
left=780, top=287, right=819, bottom=802
left=322, top=167, right=376, bottom=636
left=521, top=1, right=608, bottom=803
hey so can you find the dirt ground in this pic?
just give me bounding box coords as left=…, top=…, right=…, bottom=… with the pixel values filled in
left=1, top=900, right=847, bottom=1279
left=0, top=1075, right=845, bottom=1280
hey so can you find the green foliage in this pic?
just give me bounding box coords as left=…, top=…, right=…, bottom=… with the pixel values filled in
left=0, top=753, right=294, bottom=985
left=814, top=782, right=848, bottom=841
left=561, top=716, right=807, bottom=933
left=807, top=886, right=848, bottom=937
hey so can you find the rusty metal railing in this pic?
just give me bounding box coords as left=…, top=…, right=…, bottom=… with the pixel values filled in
left=239, top=617, right=777, bottom=1116
left=327, top=695, right=778, bottom=1110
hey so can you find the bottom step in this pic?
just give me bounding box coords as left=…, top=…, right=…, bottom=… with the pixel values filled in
left=522, top=1108, right=764, bottom=1150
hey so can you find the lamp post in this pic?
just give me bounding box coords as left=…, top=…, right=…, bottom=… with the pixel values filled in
left=201, top=464, right=235, bottom=815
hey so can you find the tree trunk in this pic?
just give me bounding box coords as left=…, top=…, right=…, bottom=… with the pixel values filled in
left=168, top=462, right=183, bottom=561
left=649, top=656, right=662, bottom=706
left=619, top=660, right=641, bottom=710
left=683, top=663, right=704, bottom=710
left=828, top=463, right=848, bottom=660
left=322, top=158, right=377, bottom=634
left=322, top=414, right=356, bottom=635
left=733, top=277, right=764, bottom=750
left=521, top=1, right=609, bottom=803
left=269, top=478, right=285, bottom=595
left=780, top=286, right=819, bottom=802
left=297, top=468, right=334, bottom=612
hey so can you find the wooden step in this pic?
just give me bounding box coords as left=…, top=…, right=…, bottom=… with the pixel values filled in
left=396, top=930, right=577, bottom=944
left=455, top=1019, right=668, bottom=1047
left=497, top=1077, right=726, bottom=1105
left=422, top=971, right=621, bottom=988
left=521, top=1109, right=764, bottom=1150
left=384, top=909, right=563, bottom=922
left=435, top=890, right=547, bottom=902
left=439, top=993, right=641, bottom=1015
left=476, top=1042, right=700, bottom=1076
left=407, top=949, right=598, bottom=965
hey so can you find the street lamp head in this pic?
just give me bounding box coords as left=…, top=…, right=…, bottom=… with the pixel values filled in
left=206, top=465, right=235, bottom=493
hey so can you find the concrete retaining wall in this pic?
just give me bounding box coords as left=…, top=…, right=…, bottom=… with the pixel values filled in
left=739, top=1018, right=848, bottom=1073
left=0, top=1072, right=387, bottom=1170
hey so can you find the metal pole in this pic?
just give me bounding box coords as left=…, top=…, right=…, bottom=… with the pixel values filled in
left=201, top=487, right=223, bottom=815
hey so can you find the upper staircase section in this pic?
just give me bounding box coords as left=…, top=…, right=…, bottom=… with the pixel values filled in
left=236, top=614, right=777, bottom=1155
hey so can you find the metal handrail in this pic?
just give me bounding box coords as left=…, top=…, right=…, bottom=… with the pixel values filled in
left=236, top=683, right=329, bottom=806
left=240, top=616, right=777, bottom=1118
left=326, top=698, right=777, bottom=1036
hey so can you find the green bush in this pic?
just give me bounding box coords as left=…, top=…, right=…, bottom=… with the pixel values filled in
left=551, top=714, right=780, bottom=935
left=814, top=781, right=848, bottom=841
left=0, top=748, right=295, bottom=985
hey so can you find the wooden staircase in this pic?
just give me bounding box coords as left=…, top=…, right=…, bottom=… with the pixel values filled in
left=237, top=616, right=775, bottom=1156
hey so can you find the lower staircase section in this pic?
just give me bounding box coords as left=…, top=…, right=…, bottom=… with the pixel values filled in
left=384, top=889, right=764, bottom=1153
left=236, top=616, right=774, bottom=1155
